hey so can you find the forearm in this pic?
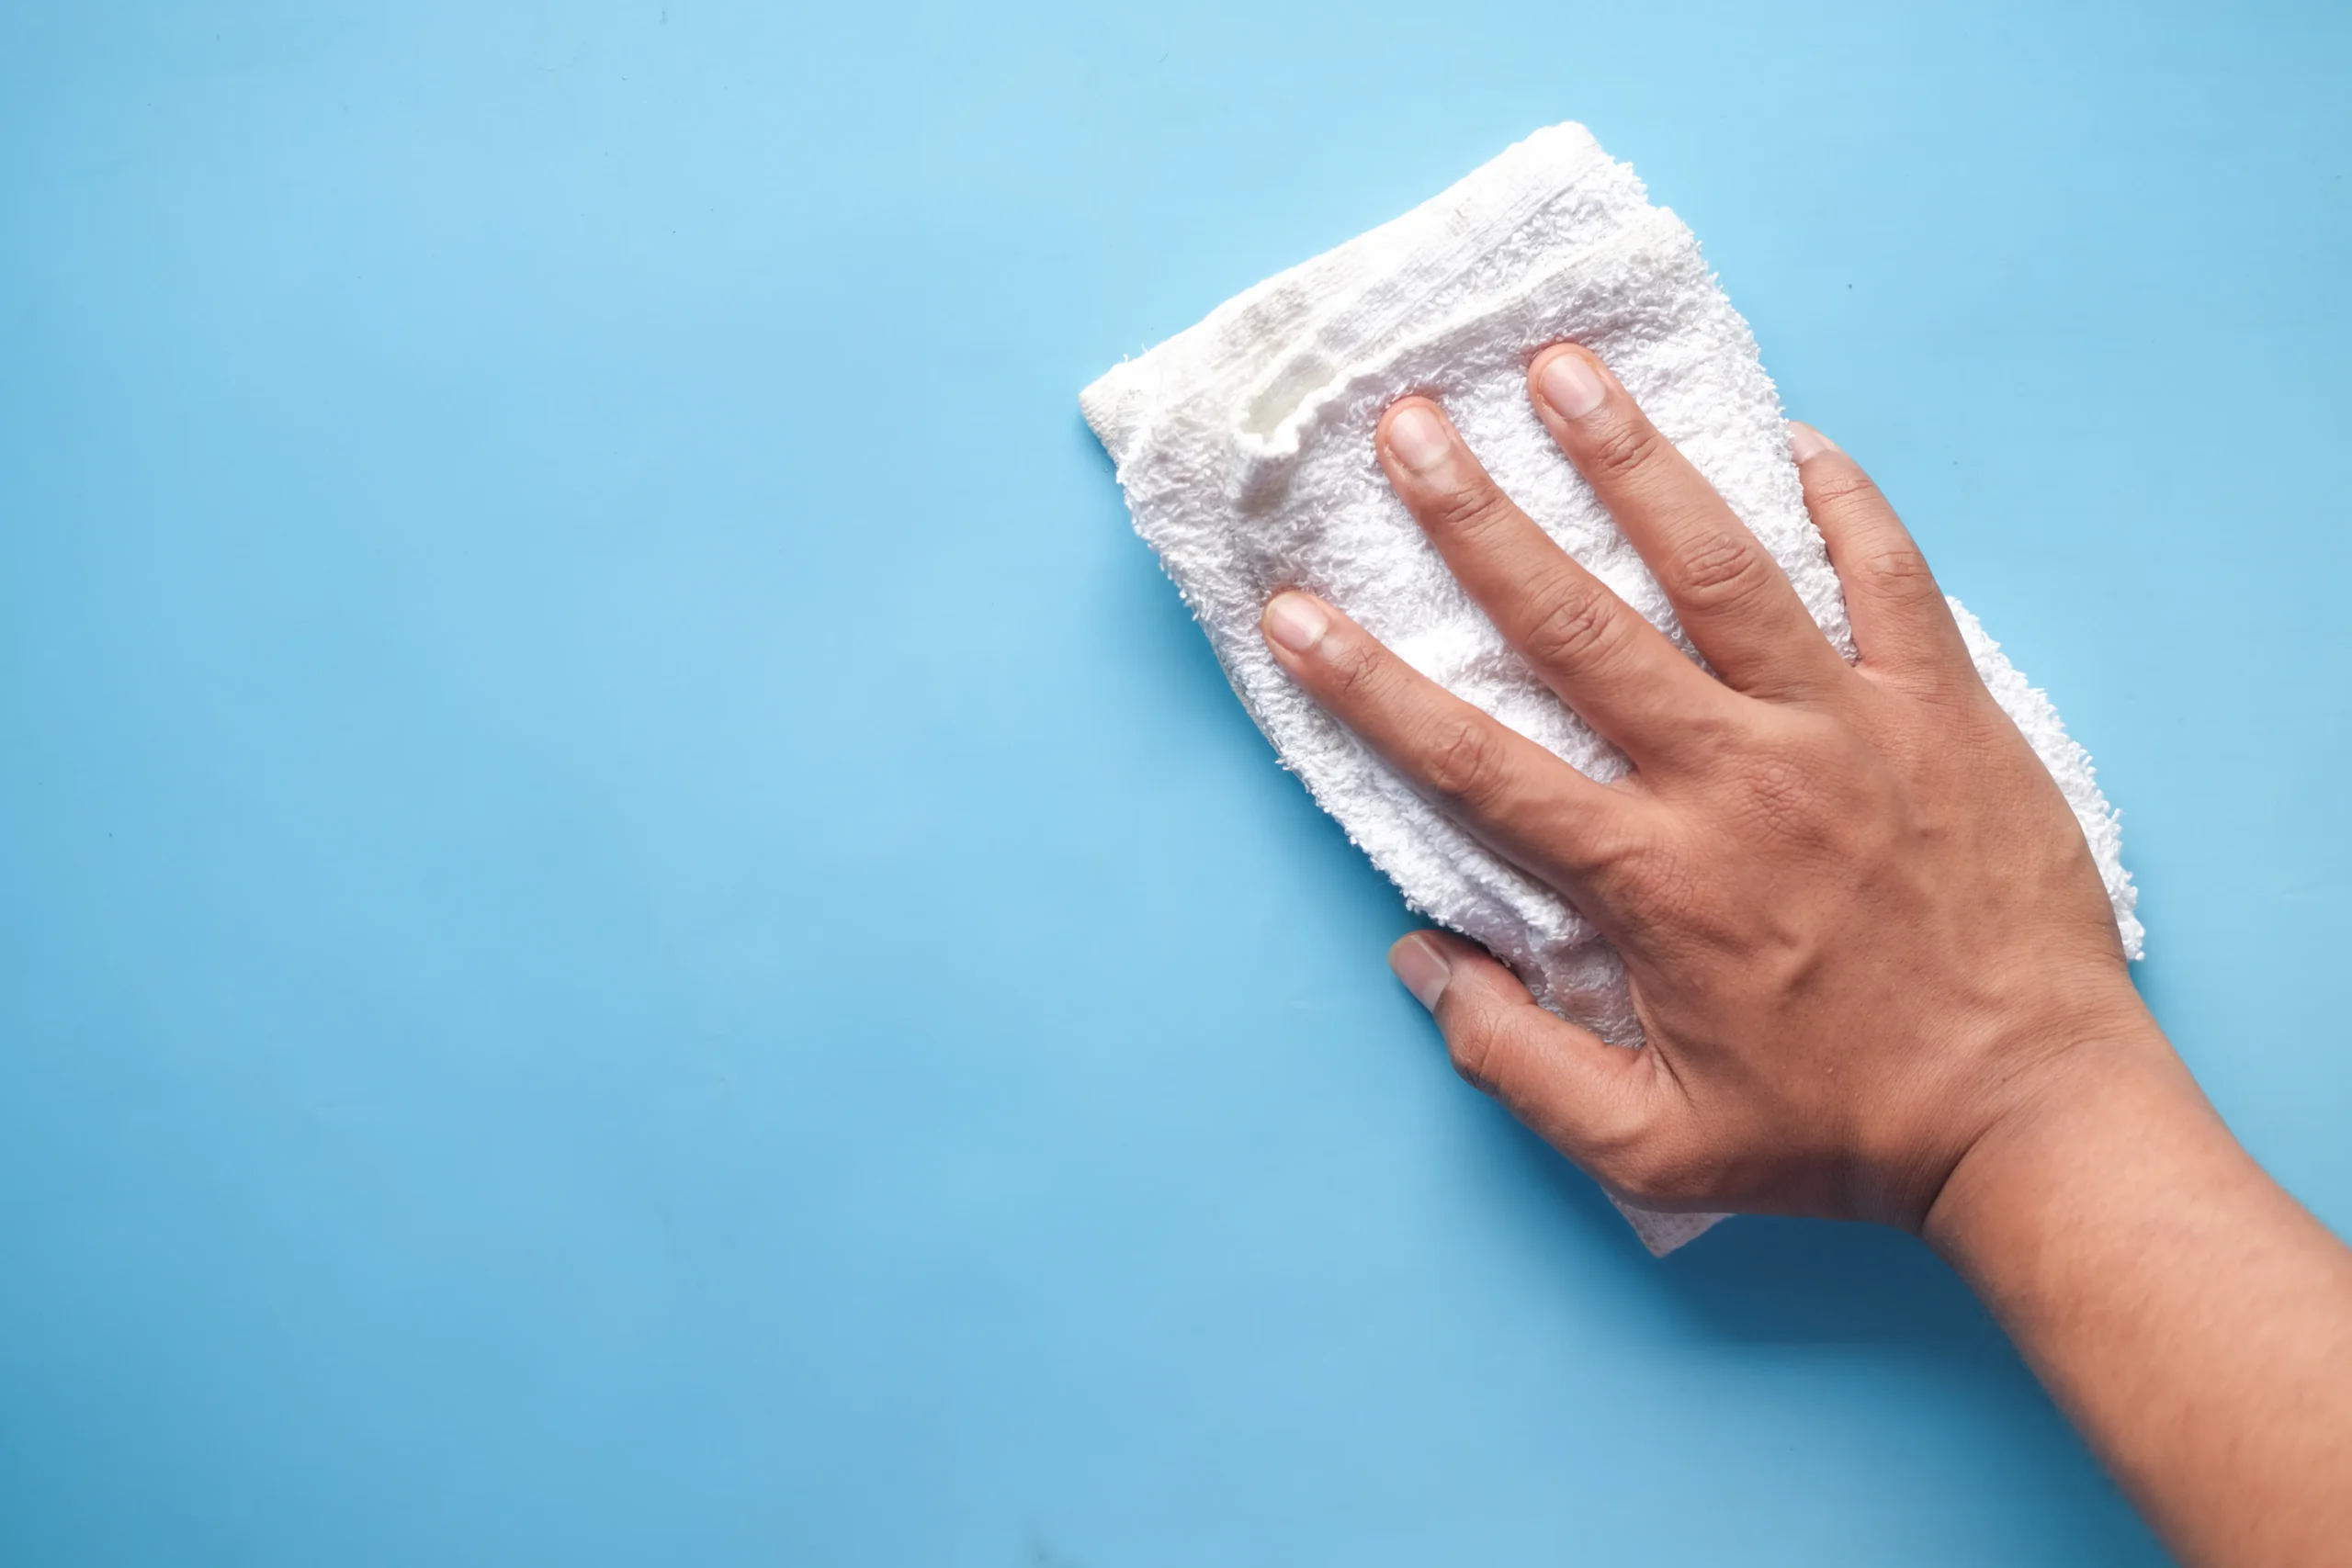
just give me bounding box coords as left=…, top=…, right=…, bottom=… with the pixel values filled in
left=1926, top=1028, right=2352, bottom=1567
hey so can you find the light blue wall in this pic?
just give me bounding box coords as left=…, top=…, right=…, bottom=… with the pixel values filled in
left=4, top=3, right=2345, bottom=1562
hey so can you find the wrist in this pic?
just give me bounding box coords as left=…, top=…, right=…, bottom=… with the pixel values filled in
left=1911, top=1002, right=2352, bottom=1568
left=1921, top=1008, right=2208, bottom=1275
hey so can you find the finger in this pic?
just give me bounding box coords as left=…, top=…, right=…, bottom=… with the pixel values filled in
left=1528, top=345, right=1849, bottom=700
left=1375, top=398, right=1742, bottom=766
left=1787, top=423, right=1974, bottom=689
left=1389, top=931, right=1673, bottom=1186
left=1261, top=590, right=1653, bottom=897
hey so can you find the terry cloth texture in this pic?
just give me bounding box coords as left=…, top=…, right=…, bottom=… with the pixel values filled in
left=1081, top=123, right=2143, bottom=1255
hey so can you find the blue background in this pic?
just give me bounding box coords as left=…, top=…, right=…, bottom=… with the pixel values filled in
left=4, top=2, right=2346, bottom=1562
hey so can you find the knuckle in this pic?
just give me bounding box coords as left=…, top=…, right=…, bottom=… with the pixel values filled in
left=1905, top=655, right=1994, bottom=710
left=1734, top=754, right=1820, bottom=841
left=1541, top=795, right=1660, bottom=892
left=1600, top=833, right=1704, bottom=939
left=1671, top=533, right=1776, bottom=617
left=1445, top=1010, right=1513, bottom=1096
left=1520, top=580, right=1625, bottom=671
left=1564, top=1079, right=1685, bottom=1201
left=1320, top=638, right=1388, bottom=704
left=1804, top=465, right=1885, bottom=513
left=1724, top=720, right=1890, bottom=856
left=1417, top=718, right=1510, bottom=810
left=1580, top=414, right=1666, bottom=482
left=1860, top=543, right=1939, bottom=594
left=1610, top=1135, right=1708, bottom=1207
left=1417, top=479, right=1513, bottom=543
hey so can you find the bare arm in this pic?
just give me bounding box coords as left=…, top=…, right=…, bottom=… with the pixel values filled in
left=1256, top=348, right=2352, bottom=1566
left=1927, top=1038, right=2352, bottom=1564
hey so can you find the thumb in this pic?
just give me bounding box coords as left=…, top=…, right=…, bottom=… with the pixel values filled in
left=1390, top=931, right=1674, bottom=1193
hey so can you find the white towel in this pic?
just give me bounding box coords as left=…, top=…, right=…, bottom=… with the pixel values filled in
left=1082, top=123, right=2142, bottom=1254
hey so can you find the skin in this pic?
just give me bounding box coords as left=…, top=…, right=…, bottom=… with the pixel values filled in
left=1256, top=344, right=2352, bottom=1567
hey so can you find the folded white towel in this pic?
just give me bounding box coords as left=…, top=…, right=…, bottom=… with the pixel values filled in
left=1082, top=123, right=2142, bottom=1254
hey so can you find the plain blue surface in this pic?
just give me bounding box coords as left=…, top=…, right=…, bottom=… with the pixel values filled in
left=4, top=2, right=2348, bottom=1562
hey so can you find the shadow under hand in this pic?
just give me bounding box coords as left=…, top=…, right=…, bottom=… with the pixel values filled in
left=1494, top=1112, right=2010, bottom=1355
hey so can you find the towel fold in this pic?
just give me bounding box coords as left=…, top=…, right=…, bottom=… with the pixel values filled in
left=1083, top=123, right=2141, bottom=1254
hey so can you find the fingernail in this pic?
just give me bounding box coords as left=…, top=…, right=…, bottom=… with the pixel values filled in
left=1384, top=403, right=1453, bottom=473
left=1388, top=933, right=1452, bottom=1010
left=1261, top=591, right=1329, bottom=654
left=1787, top=421, right=1840, bottom=462
left=1535, top=351, right=1608, bottom=421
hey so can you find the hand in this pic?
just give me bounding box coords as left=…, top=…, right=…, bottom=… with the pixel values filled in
left=1256, top=344, right=2164, bottom=1231
left=1257, top=344, right=2352, bottom=1568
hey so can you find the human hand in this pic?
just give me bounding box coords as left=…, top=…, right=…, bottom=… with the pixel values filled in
left=1254, top=343, right=2352, bottom=1568
left=1257, top=344, right=2165, bottom=1231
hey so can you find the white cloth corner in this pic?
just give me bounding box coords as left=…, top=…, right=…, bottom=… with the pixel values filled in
left=1081, top=123, right=2142, bottom=1256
